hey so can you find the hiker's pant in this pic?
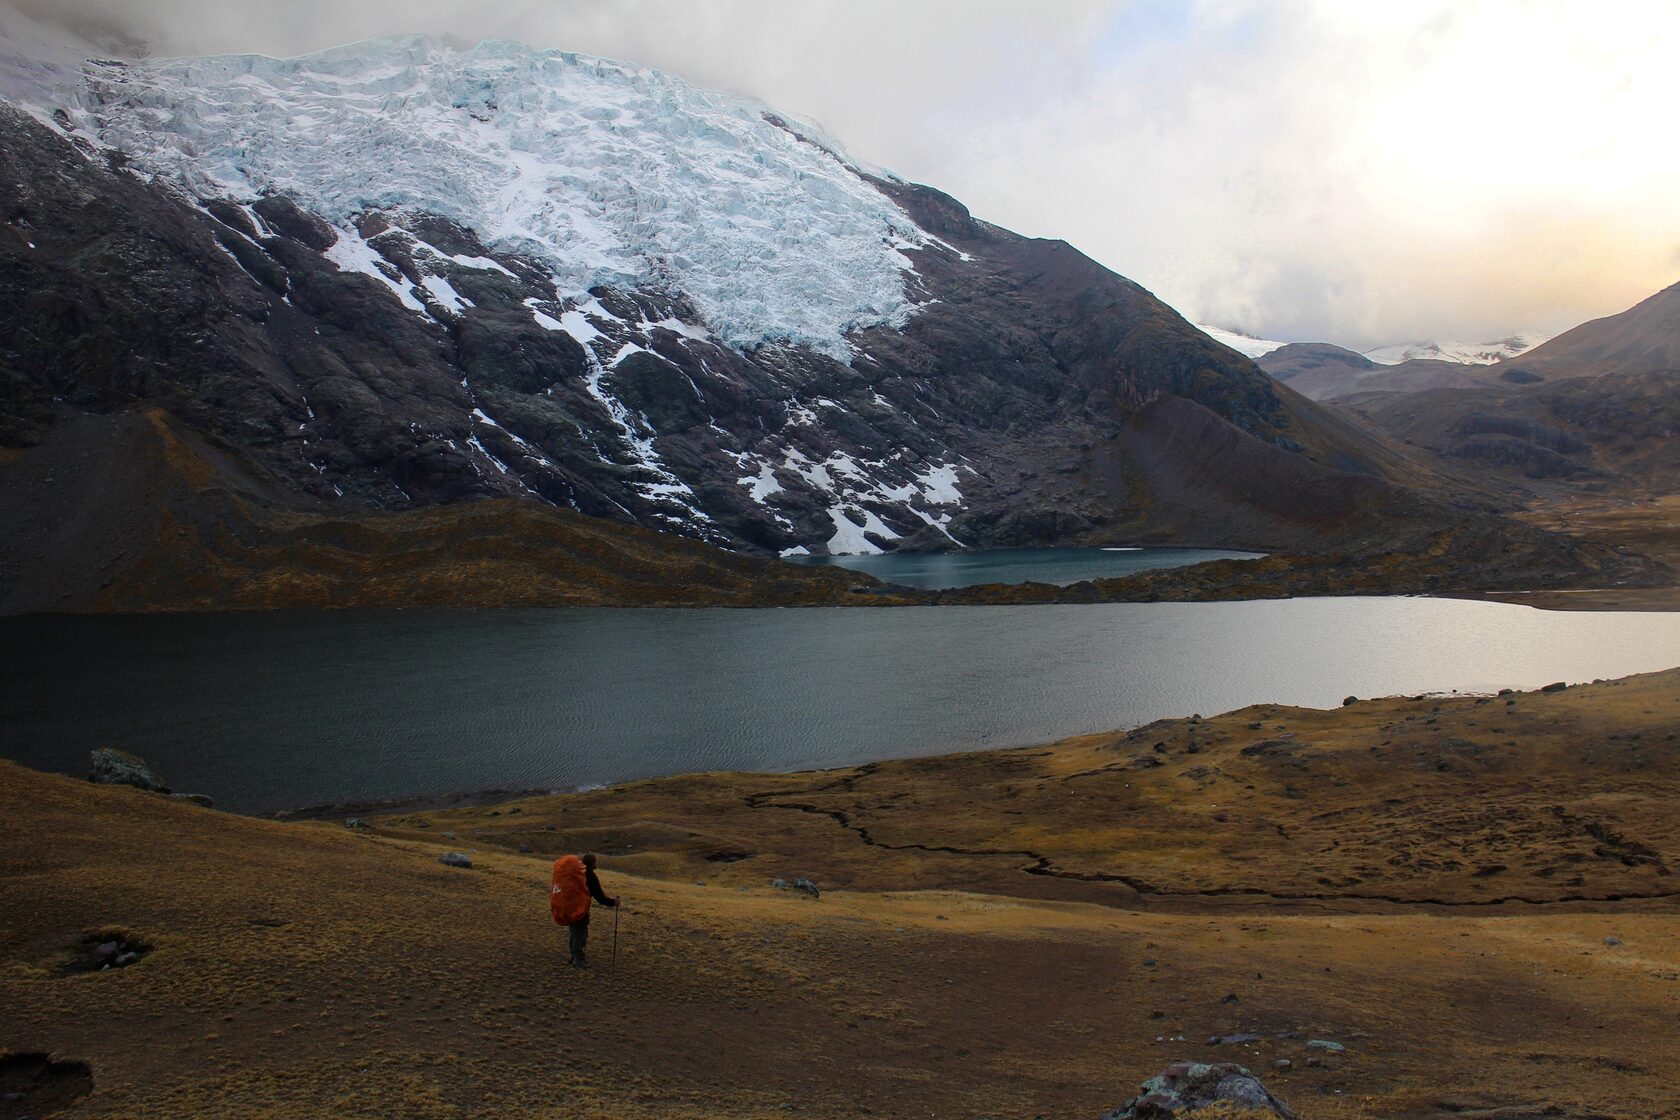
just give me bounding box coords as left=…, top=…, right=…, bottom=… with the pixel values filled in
left=568, top=915, right=589, bottom=960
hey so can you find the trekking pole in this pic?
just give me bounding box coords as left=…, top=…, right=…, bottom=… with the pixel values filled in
left=611, top=902, right=621, bottom=972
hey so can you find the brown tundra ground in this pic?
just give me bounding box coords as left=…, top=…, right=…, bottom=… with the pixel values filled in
left=5, top=670, right=1680, bottom=1118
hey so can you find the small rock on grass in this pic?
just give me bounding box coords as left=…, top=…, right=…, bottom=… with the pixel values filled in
left=88, top=748, right=169, bottom=792
left=439, top=852, right=473, bottom=869
left=1306, top=1039, right=1346, bottom=1053
left=1102, top=1061, right=1294, bottom=1119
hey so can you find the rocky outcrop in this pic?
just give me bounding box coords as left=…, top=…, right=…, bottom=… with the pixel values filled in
left=1101, top=1061, right=1294, bottom=1119
left=88, top=748, right=168, bottom=792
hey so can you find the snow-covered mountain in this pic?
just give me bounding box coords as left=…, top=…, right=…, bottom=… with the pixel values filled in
left=1363, top=335, right=1548, bottom=366
left=0, top=9, right=1457, bottom=562
left=1193, top=324, right=1289, bottom=360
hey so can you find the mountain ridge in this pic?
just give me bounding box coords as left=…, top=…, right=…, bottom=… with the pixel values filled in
left=0, top=19, right=1656, bottom=611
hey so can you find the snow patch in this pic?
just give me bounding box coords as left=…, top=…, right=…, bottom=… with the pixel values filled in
left=323, top=225, right=425, bottom=312
left=827, top=504, right=899, bottom=556
left=916, top=463, right=962, bottom=505
left=420, top=273, right=472, bottom=315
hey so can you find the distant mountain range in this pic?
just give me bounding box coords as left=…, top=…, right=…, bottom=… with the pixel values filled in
left=1335, top=281, right=1680, bottom=495
left=1193, top=324, right=1547, bottom=373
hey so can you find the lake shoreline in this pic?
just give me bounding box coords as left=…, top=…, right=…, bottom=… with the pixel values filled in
left=11, top=597, right=1680, bottom=814
left=9, top=667, right=1677, bottom=1116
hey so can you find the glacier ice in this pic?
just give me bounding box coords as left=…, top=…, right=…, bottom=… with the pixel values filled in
left=1362, top=335, right=1549, bottom=366
left=74, top=35, right=936, bottom=360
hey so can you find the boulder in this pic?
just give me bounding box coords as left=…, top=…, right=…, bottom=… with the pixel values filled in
left=88, top=748, right=169, bottom=793
left=1102, top=1061, right=1294, bottom=1119
left=439, top=852, right=473, bottom=869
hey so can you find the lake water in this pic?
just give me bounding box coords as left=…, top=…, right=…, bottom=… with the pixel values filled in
left=4, top=598, right=1680, bottom=813
left=790, top=546, right=1261, bottom=589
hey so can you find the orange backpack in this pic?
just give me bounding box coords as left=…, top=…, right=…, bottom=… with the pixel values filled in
left=550, top=855, right=591, bottom=925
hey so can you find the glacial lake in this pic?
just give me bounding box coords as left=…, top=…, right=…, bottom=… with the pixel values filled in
left=5, top=597, right=1680, bottom=813
left=789, top=546, right=1261, bottom=589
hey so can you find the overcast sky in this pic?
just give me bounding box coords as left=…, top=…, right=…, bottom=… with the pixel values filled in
left=21, top=0, right=1680, bottom=347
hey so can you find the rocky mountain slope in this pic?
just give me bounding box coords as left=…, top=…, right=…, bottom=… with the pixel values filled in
left=1341, top=282, right=1680, bottom=498
left=0, top=12, right=1656, bottom=612
left=0, top=17, right=1496, bottom=563
left=1258, top=342, right=1521, bottom=401
left=1487, top=281, right=1680, bottom=380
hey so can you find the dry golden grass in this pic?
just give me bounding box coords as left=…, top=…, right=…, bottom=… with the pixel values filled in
left=5, top=673, right=1680, bottom=1117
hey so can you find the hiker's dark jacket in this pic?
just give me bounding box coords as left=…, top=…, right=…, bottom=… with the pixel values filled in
left=585, top=868, right=615, bottom=908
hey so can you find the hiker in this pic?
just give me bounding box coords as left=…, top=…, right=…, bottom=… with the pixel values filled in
left=550, top=852, right=618, bottom=968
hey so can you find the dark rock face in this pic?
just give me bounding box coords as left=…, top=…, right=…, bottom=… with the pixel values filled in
left=1101, top=1061, right=1295, bottom=1119
left=88, top=748, right=168, bottom=792
left=0, top=102, right=1460, bottom=567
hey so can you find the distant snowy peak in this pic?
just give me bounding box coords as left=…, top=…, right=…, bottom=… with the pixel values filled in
left=5, top=24, right=944, bottom=360
left=1363, top=334, right=1548, bottom=366
left=1195, top=324, right=1290, bottom=360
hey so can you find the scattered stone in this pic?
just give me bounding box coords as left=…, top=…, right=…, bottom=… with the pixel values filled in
left=60, top=932, right=150, bottom=975
left=438, top=852, right=473, bottom=869
left=442, top=831, right=456, bottom=840
left=770, top=878, right=788, bottom=890
left=344, top=818, right=368, bottom=829
left=1207, top=1032, right=1261, bottom=1045
left=1220, top=993, right=1241, bottom=1003
left=1498, top=688, right=1514, bottom=696
left=1306, top=1040, right=1346, bottom=1053
left=517, top=843, right=533, bottom=854
left=1541, top=682, right=1568, bottom=693
left=169, top=792, right=214, bottom=808
left=1603, top=936, right=1623, bottom=947
left=88, top=748, right=169, bottom=793
left=793, top=877, right=821, bottom=899
left=1342, top=696, right=1358, bottom=707
left=1101, top=1061, right=1295, bottom=1119
left=1273, top=1059, right=1291, bottom=1071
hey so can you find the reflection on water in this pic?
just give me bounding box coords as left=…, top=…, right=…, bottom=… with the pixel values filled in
left=4, top=598, right=1680, bottom=811
left=790, top=546, right=1261, bottom=589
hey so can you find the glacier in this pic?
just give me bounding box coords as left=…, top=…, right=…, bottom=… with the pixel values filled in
left=1363, top=335, right=1549, bottom=366
left=65, top=35, right=935, bottom=360
left=1194, top=324, right=1289, bottom=359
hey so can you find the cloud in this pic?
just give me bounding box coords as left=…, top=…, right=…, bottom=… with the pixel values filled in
left=13, top=0, right=1680, bottom=346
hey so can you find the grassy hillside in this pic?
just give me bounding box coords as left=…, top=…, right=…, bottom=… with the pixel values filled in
left=6, top=672, right=1680, bottom=1117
